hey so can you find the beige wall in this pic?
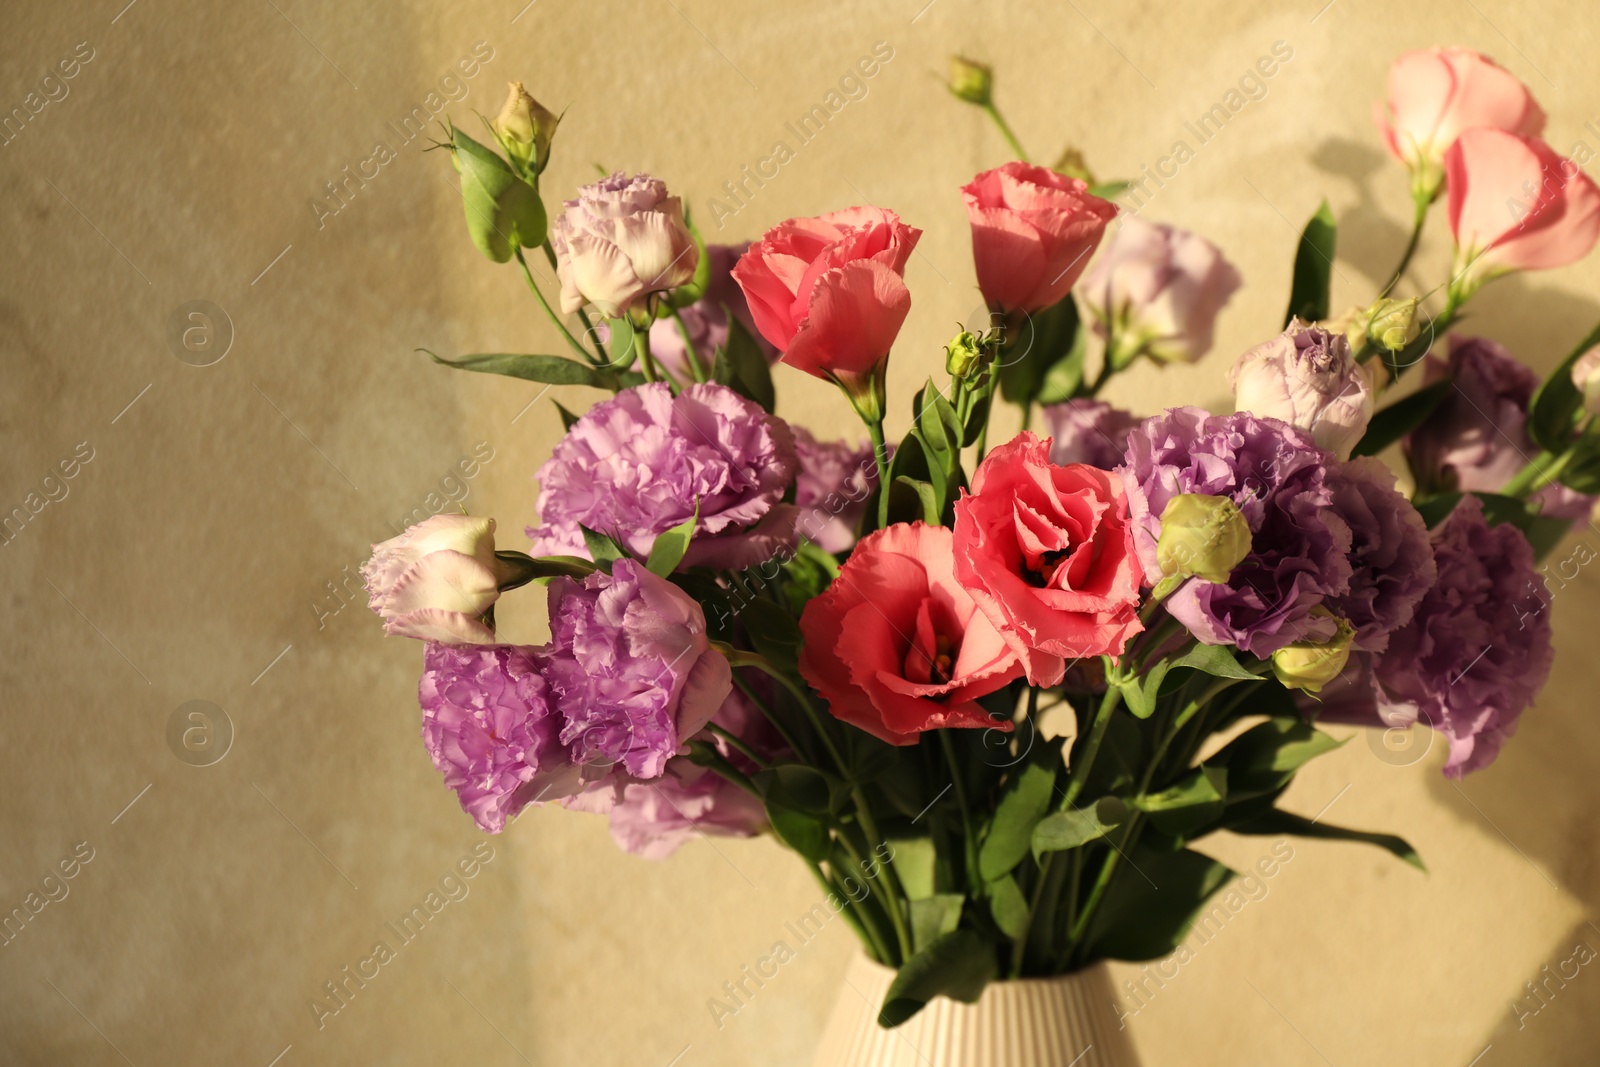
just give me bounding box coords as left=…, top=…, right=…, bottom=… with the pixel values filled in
left=3, top=0, right=1599, bottom=1063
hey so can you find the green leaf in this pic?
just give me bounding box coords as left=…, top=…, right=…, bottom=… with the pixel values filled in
left=1169, top=644, right=1262, bottom=681
left=909, top=894, right=965, bottom=952
left=1083, top=845, right=1235, bottom=962
left=1119, top=659, right=1171, bottom=719
left=1032, top=796, right=1128, bottom=856
left=1209, top=718, right=1344, bottom=799
left=889, top=475, right=942, bottom=526
left=977, top=751, right=1060, bottom=882
left=1135, top=765, right=1228, bottom=835
left=997, top=295, right=1081, bottom=407
left=781, top=540, right=841, bottom=616
left=1557, top=434, right=1600, bottom=495
left=713, top=317, right=775, bottom=412
left=1351, top=377, right=1453, bottom=458
left=766, top=801, right=830, bottom=863
left=666, top=210, right=712, bottom=307
left=424, top=350, right=614, bottom=389
left=986, top=875, right=1029, bottom=940
left=1033, top=316, right=1088, bottom=405
left=753, top=763, right=846, bottom=816
left=645, top=500, right=699, bottom=577
left=453, top=127, right=547, bottom=261
left=888, top=837, right=937, bottom=901
left=554, top=400, right=581, bottom=431
left=1284, top=199, right=1336, bottom=328
left=1229, top=808, right=1425, bottom=872
left=602, top=317, right=639, bottom=373
left=1087, top=180, right=1130, bottom=200
left=740, top=596, right=804, bottom=674
left=579, top=525, right=625, bottom=565
left=917, top=380, right=963, bottom=469
left=1529, top=318, right=1600, bottom=452
left=878, top=931, right=998, bottom=1027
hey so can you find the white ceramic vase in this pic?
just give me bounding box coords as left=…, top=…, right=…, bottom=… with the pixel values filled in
left=810, top=953, right=1141, bottom=1067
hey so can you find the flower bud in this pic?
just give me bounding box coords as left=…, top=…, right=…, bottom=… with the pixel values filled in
left=493, top=81, right=559, bottom=175
left=1051, top=146, right=1096, bottom=185
left=1156, top=493, right=1251, bottom=584
left=1364, top=297, right=1420, bottom=353
left=945, top=330, right=986, bottom=379
left=1271, top=610, right=1355, bottom=694
left=1571, top=346, right=1600, bottom=417
left=947, top=55, right=993, bottom=106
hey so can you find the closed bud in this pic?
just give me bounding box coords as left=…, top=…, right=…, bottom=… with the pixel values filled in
left=1051, top=145, right=1096, bottom=185
left=1156, top=493, right=1251, bottom=584
left=1364, top=296, right=1419, bottom=353
left=947, top=55, right=993, bottom=106
left=1271, top=610, right=1355, bottom=694
left=494, top=81, right=559, bottom=175
left=1571, top=346, right=1600, bottom=417
left=945, top=330, right=986, bottom=379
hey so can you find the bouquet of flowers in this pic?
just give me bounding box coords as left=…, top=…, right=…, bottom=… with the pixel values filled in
left=364, top=49, right=1600, bottom=1025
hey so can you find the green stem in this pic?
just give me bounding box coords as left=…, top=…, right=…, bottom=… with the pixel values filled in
left=669, top=307, right=708, bottom=383
left=869, top=417, right=892, bottom=528
left=514, top=247, right=594, bottom=364
left=1502, top=448, right=1569, bottom=497
left=833, top=832, right=898, bottom=964
left=697, top=749, right=761, bottom=798
left=982, top=101, right=1030, bottom=161
left=730, top=670, right=808, bottom=763
left=938, top=731, right=982, bottom=897
left=1019, top=399, right=1033, bottom=434
left=851, top=790, right=914, bottom=961
left=1380, top=195, right=1430, bottom=299
left=706, top=723, right=766, bottom=769
left=807, top=862, right=873, bottom=952
left=728, top=649, right=851, bottom=780
left=1061, top=684, right=1123, bottom=810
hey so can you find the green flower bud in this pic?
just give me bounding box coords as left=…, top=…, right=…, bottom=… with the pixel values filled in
left=1156, top=493, right=1251, bottom=584
left=945, top=330, right=986, bottom=380
left=1364, top=297, right=1419, bottom=353
left=1051, top=145, right=1096, bottom=185
left=493, top=81, right=559, bottom=175
left=1271, top=610, right=1355, bottom=694
left=947, top=55, right=993, bottom=106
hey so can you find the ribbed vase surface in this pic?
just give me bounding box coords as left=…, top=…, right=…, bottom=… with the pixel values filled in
left=811, top=953, right=1142, bottom=1067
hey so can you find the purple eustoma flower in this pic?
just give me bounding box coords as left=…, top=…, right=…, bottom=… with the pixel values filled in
left=1042, top=399, right=1140, bottom=469
left=1120, top=407, right=1352, bottom=656
left=418, top=643, right=581, bottom=834
left=1321, top=496, right=1553, bottom=776
left=529, top=382, right=798, bottom=571
left=792, top=427, right=879, bottom=553
left=541, top=558, right=732, bottom=781
left=1323, top=456, right=1438, bottom=652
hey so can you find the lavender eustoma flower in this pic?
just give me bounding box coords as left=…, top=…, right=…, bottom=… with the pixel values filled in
left=1320, top=496, right=1553, bottom=776
left=1120, top=407, right=1353, bottom=656
left=1323, top=456, right=1438, bottom=652
left=551, top=172, right=698, bottom=318
left=541, top=558, right=731, bottom=781
left=792, top=427, right=878, bottom=553
left=1406, top=335, right=1596, bottom=521
left=529, top=382, right=798, bottom=571
left=1042, top=399, right=1140, bottom=469
left=418, top=643, right=580, bottom=834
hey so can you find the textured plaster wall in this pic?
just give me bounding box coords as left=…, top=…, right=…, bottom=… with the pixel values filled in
left=2, top=0, right=1599, bottom=1064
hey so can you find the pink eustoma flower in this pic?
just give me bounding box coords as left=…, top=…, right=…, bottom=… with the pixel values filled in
left=961, top=162, right=1117, bottom=314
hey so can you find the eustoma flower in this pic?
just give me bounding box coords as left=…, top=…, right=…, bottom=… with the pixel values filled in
left=1322, top=497, right=1553, bottom=776
left=1041, top=399, right=1140, bottom=469
left=799, top=523, right=1023, bottom=746
left=792, top=427, right=880, bottom=553
left=647, top=242, right=777, bottom=381
left=1080, top=215, right=1241, bottom=364
left=1230, top=320, right=1374, bottom=459
left=733, top=206, right=920, bottom=418
left=1121, top=408, right=1353, bottom=657
left=603, top=688, right=781, bottom=859
left=362, top=514, right=505, bottom=644
left=1322, top=457, right=1436, bottom=652
left=552, top=172, right=699, bottom=317
left=418, top=643, right=580, bottom=833
left=953, top=432, right=1143, bottom=685
left=529, top=382, right=798, bottom=569
left=1445, top=129, right=1600, bottom=296
left=961, top=162, right=1116, bottom=314
left=1377, top=47, right=1545, bottom=200
left=541, top=559, right=731, bottom=781
left=1405, top=336, right=1597, bottom=520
